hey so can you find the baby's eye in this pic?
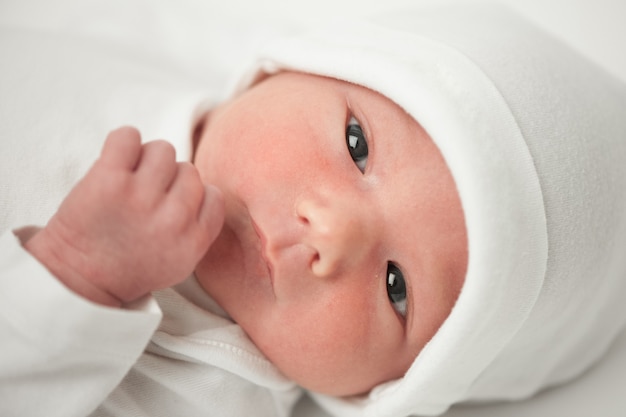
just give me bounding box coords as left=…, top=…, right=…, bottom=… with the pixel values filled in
left=346, top=116, right=368, bottom=173
left=387, top=262, right=407, bottom=318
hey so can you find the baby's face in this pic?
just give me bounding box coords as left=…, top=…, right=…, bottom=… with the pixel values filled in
left=193, top=72, right=467, bottom=396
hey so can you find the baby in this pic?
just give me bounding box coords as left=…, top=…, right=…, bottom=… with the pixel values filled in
left=2, top=4, right=626, bottom=417
left=25, top=71, right=468, bottom=398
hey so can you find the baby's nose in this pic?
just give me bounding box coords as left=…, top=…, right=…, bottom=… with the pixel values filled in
left=296, top=195, right=375, bottom=278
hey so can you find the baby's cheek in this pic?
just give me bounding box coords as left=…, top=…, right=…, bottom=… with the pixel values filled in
left=272, top=288, right=380, bottom=394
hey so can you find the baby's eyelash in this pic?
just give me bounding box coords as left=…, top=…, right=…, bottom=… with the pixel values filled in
left=345, top=116, right=369, bottom=173
left=387, top=262, right=408, bottom=319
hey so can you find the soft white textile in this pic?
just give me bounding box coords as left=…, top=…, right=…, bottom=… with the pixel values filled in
left=2, top=3, right=626, bottom=417
left=0, top=231, right=162, bottom=417
left=0, top=26, right=300, bottom=417
left=95, top=279, right=301, bottom=417
left=232, top=5, right=626, bottom=416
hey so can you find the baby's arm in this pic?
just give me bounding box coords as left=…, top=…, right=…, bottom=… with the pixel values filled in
left=23, top=126, right=224, bottom=307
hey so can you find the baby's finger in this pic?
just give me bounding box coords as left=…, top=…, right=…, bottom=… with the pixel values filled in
left=136, top=140, right=178, bottom=192
left=197, top=184, right=225, bottom=247
left=167, top=162, right=205, bottom=212
left=167, top=164, right=224, bottom=241
left=99, top=126, right=142, bottom=171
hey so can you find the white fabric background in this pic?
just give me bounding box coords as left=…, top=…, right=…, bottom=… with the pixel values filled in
left=1, top=1, right=624, bottom=416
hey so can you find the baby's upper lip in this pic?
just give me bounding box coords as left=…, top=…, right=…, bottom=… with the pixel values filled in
left=251, top=218, right=275, bottom=287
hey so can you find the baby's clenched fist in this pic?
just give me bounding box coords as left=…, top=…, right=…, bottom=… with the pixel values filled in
left=25, top=127, right=224, bottom=307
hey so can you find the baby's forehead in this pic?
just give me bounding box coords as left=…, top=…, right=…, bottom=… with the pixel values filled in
left=269, top=71, right=422, bottom=127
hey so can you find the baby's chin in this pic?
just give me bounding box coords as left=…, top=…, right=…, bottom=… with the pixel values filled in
left=285, top=363, right=399, bottom=398
left=247, top=331, right=408, bottom=398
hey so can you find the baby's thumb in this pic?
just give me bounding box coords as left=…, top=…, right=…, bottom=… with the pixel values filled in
left=199, top=184, right=225, bottom=247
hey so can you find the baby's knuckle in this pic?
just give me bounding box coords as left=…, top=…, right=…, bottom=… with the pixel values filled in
left=105, top=126, right=140, bottom=147
left=149, top=140, right=176, bottom=160
left=98, top=172, right=132, bottom=200
left=192, top=231, right=212, bottom=255
left=160, top=201, right=193, bottom=232
left=183, top=160, right=202, bottom=177
left=129, top=194, right=155, bottom=214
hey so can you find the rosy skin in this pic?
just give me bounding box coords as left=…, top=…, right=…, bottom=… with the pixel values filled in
left=24, top=127, right=225, bottom=306
left=194, top=72, right=468, bottom=396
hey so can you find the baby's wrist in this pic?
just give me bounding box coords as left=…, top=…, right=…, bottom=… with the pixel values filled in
left=22, top=228, right=123, bottom=308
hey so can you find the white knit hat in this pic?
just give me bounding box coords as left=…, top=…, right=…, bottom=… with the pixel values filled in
left=235, top=5, right=626, bottom=416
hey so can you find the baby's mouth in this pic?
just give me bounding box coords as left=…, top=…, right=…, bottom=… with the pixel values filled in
left=251, top=218, right=275, bottom=289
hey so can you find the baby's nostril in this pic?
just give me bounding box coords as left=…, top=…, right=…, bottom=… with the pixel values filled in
left=310, top=252, right=326, bottom=277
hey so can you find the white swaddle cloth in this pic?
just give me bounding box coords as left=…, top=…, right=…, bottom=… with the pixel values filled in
left=231, top=4, right=626, bottom=417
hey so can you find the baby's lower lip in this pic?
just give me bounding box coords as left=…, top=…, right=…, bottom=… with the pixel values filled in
left=251, top=219, right=274, bottom=288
